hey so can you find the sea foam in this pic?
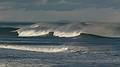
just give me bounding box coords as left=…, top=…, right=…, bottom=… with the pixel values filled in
left=0, top=44, right=68, bottom=53
left=16, top=22, right=120, bottom=37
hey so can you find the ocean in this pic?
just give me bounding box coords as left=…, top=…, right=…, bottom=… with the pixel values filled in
left=0, top=22, right=120, bottom=67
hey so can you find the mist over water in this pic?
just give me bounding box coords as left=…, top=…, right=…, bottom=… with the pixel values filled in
left=16, top=22, right=120, bottom=37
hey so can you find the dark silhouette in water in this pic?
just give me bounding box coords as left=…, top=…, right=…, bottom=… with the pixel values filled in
left=45, top=32, right=54, bottom=37
left=0, top=27, right=18, bottom=37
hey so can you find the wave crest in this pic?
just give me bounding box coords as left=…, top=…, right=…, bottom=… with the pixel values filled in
left=16, top=22, right=120, bottom=37
left=54, top=31, right=81, bottom=37
left=17, top=30, right=50, bottom=36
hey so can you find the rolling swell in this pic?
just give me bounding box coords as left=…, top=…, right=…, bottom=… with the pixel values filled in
left=0, top=43, right=89, bottom=53
left=16, top=22, right=120, bottom=37
left=0, top=44, right=69, bottom=52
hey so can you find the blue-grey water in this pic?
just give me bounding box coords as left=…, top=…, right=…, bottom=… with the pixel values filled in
left=0, top=22, right=120, bottom=67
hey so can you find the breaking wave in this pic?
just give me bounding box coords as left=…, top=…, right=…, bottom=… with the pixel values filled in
left=17, top=30, right=50, bottom=37
left=0, top=44, right=88, bottom=53
left=54, top=31, right=81, bottom=37
left=16, top=22, right=120, bottom=37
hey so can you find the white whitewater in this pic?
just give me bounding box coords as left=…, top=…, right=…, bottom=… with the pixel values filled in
left=16, top=22, right=120, bottom=37
left=17, top=30, right=50, bottom=36
left=0, top=44, right=68, bottom=53
left=0, top=44, right=89, bottom=53
left=53, top=31, right=81, bottom=37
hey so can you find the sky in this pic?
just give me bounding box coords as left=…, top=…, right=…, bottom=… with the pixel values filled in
left=0, top=0, right=120, bottom=22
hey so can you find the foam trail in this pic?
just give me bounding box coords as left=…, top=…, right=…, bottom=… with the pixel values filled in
left=0, top=44, right=89, bottom=53
left=0, top=44, right=68, bottom=53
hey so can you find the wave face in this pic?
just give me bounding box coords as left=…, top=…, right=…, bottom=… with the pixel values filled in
left=16, top=22, right=120, bottom=37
